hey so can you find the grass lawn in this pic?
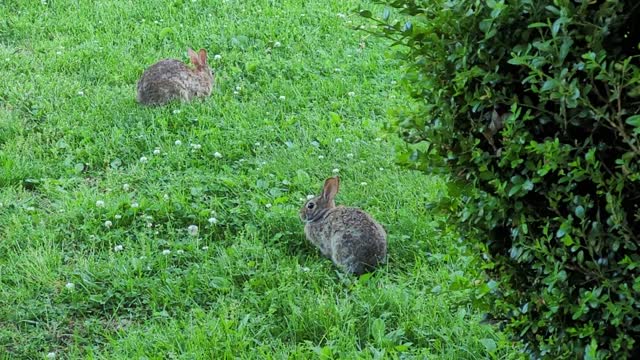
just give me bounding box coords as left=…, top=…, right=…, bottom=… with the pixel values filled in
left=0, top=0, right=520, bottom=358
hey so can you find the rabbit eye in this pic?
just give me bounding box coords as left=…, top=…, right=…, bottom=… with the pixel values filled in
left=307, top=202, right=315, bottom=209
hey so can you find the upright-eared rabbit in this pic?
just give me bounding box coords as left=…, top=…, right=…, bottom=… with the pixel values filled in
left=299, top=176, right=387, bottom=275
left=136, top=48, right=214, bottom=106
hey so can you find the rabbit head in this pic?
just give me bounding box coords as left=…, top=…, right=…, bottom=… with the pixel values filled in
left=187, top=48, right=214, bottom=95
left=300, top=176, right=340, bottom=223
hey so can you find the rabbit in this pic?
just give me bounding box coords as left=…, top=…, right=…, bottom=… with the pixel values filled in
left=299, top=176, right=387, bottom=275
left=136, top=48, right=214, bottom=106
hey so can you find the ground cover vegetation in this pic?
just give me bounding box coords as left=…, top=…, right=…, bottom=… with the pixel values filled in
left=0, top=0, right=520, bottom=358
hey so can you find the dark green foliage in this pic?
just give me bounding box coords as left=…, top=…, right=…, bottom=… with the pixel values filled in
left=365, top=0, right=640, bottom=358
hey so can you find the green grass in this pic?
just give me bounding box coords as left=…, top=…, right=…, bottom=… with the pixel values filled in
left=0, top=0, right=521, bottom=358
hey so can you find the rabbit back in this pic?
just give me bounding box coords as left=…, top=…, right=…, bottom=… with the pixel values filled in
left=305, top=206, right=387, bottom=275
left=136, top=59, right=210, bottom=106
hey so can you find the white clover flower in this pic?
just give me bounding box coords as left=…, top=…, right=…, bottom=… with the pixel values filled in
left=153, top=148, right=161, bottom=155
left=273, top=41, right=282, bottom=48
left=233, top=91, right=239, bottom=95
left=306, top=194, right=315, bottom=200
left=190, top=143, right=202, bottom=150
left=78, top=91, right=84, bottom=96
left=65, top=282, right=75, bottom=290
left=147, top=222, right=153, bottom=228
left=123, top=183, right=130, bottom=191
left=334, top=68, right=342, bottom=72
left=332, top=168, right=340, bottom=174
left=347, top=91, right=355, bottom=97
left=187, top=225, right=199, bottom=236
left=96, top=200, right=105, bottom=208
left=335, top=138, right=343, bottom=143
left=279, top=95, right=286, bottom=101
left=337, top=13, right=346, bottom=19
left=114, top=244, right=123, bottom=252
left=131, top=202, right=139, bottom=209
left=162, top=249, right=171, bottom=255
left=201, top=246, right=209, bottom=250
left=104, top=220, right=113, bottom=228
left=301, top=266, right=310, bottom=272
left=379, top=167, right=384, bottom=171
left=47, top=352, right=56, bottom=359
left=114, top=214, right=122, bottom=220
left=360, top=182, right=368, bottom=186
left=163, top=194, right=170, bottom=200
left=391, top=80, right=397, bottom=85
left=265, top=203, right=272, bottom=208
left=208, top=217, right=218, bottom=224
left=175, top=140, right=182, bottom=146
left=139, top=156, right=148, bottom=163
left=213, top=54, right=222, bottom=61
left=254, top=142, right=261, bottom=147
left=176, top=249, right=184, bottom=255
left=375, top=137, right=382, bottom=142
left=347, top=153, right=354, bottom=158
left=56, top=51, right=62, bottom=55
left=213, top=152, right=223, bottom=158
left=172, top=109, right=181, bottom=114
left=235, top=85, right=241, bottom=91
left=318, top=155, right=325, bottom=160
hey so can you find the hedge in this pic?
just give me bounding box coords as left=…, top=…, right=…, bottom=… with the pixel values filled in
left=364, top=1, right=640, bottom=358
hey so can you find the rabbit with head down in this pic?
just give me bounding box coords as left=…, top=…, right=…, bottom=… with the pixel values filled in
left=300, top=176, right=387, bottom=275
left=136, top=48, right=214, bottom=106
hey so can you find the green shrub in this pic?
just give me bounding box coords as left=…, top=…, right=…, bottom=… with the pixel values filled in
left=364, top=0, right=640, bottom=358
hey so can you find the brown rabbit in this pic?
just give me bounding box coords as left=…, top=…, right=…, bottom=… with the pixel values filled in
left=136, top=48, right=214, bottom=106
left=299, top=176, right=387, bottom=275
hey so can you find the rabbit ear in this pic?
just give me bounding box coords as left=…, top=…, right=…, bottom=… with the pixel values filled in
left=321, top=176, right=340, bottom=202
left=198, top=49, right=208, bottom=65
left=188, top=48, right=201, bottom=67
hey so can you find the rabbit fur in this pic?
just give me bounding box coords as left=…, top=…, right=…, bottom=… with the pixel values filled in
left=136, top=48, right=214, bottom=106
left=300, top=176, right=387, bottom=275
